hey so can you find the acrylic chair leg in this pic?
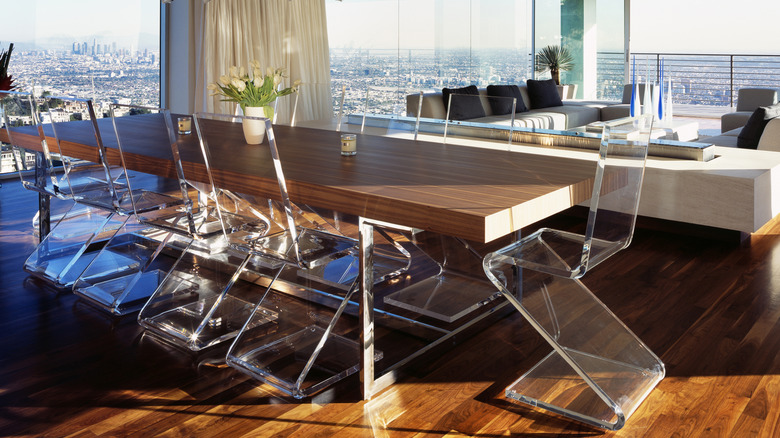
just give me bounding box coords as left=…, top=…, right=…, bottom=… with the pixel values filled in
left=483, top=257, right=665, bottom=430
left=293, top=279, right=359, bottom=398
left=359, top=217, right=377, bottom=400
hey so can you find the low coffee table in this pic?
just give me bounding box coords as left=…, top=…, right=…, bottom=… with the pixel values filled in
left=579, top=118, right=699, bottom=142
left=655, top=119, right=699, bottom=141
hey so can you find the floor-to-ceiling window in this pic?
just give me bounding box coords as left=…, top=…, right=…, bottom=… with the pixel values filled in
left=326, top=0, right=533, bottom=117
left=534, top=0, right=625, bottom=100
left=325, top=0, right=627, bottom=115
left=0, top=0, right=161, bottom=176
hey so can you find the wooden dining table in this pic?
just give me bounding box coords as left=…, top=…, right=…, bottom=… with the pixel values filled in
left=2, top=115, right=601, bottom=398
left=2, top=116, right=599, bottom=243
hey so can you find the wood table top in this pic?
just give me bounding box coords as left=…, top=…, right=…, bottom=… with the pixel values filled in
left=2, top=115, right=598, bottom=242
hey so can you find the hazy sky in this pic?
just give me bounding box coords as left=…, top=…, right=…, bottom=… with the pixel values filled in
left=631, top=0, right=780, bottom=54
left=326, top=0, right=780, bottom=55
left=0, top=0, right=159, bottom=49
left=2, top=0, right=779, bottom=55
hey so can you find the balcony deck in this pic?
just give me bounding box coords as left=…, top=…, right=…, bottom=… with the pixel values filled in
left=1, top=178, right=779, bottom=436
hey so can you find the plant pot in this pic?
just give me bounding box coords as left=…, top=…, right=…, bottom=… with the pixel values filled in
left=242, top=106, right=266, bottom=144
left=557, top=84, right=578, bottom=100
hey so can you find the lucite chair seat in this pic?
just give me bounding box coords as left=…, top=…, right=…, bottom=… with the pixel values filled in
left=23, top=204, right=127, bottom=288
left=231, top=226, right=356, bottom=270
left=483, top=115, right=665, bottom=430
left=490, top=228, right=627, bottom=280
left=139, top=190, right=267, bottom=241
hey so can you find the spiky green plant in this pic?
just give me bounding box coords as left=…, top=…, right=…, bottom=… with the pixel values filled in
left=0, top=43, right=16, bottom=91
left=535, top=45, right=574, bottom=85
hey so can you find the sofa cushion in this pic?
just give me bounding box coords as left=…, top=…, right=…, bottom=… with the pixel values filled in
left=757, top=118, right=780, bottom=152
left=511, top=111, right=568, bottom=129
left=442, top=85, right=485, bottom=120
left=737, top=103, right=780, bottom=148
left=600, top=104, right=630, bottom=121
left=486, top=85, right=528, bottom=115
left=526, top=79, right=563, bottom=109
left=544, top=104, right=601, bottom=128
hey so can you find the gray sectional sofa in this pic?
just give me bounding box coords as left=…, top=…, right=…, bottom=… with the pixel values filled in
left=406, top=84, right=631, bottom=130
left=698, top=117, right=780, bottom=151
left=720, top=88, right=778, bottom=133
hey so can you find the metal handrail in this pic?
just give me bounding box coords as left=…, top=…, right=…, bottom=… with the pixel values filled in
left=622, top=52, right=780, bottom=107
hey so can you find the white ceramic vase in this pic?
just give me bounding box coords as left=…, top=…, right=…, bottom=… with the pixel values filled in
left=242, top=106, right=266, bottom=145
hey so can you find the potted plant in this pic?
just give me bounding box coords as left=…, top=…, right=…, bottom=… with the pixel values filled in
left=535, top=44, right=577, bottom=99
left=208, top=61, right=300, bottom=144
left=0, top=43, right=17, bottom=92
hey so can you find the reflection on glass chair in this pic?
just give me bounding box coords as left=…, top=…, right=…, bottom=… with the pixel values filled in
left=156, top=113, right=399, bottom=398
left=482, top=114, right=664, bottom=430
left=21, top=97, right=180, bottom=290
left=137, top=110, right=276, bottom=351
left=72, top=104, right=189, bottom=315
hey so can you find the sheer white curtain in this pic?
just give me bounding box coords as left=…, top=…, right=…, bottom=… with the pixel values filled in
left=194, top=0, right=333, bottom=123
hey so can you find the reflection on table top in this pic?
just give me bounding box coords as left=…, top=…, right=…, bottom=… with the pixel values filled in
left=2, top=115, right=599, bottom=242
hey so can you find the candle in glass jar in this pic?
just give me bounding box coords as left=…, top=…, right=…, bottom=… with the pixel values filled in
left=177, top=116, right=192, bottom=135
left=341, top=133, right=356, bottom=156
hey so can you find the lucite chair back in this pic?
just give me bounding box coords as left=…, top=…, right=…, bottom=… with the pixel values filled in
left=482, top=114, right=664, bottom=430
left=0, top=91, right=63, bottom=198
left=44, top=96, right=126, bottom=212
left=107, top=104, right=184, bottom=215
left=192, top=112, right=355, bottom=269
left=497, top=114, right=653, bottom=280
left=576, top=114, right=654, bottom=274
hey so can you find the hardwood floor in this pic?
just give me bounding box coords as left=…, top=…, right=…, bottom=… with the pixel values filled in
left=1, top=177, right=779, bottom=437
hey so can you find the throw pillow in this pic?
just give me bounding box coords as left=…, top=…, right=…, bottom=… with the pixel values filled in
left=486, top=85, right=529, bottom=115
left=442, top=85, right=485, bottom=120
left=526, top=78, right=563, bottom=109
left=737, top=102, right=780, bottom=149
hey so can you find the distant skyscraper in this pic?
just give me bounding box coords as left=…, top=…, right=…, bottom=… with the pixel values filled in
left=82, top=42, right=87, bottom=54
left=112, top=42, right=117, bottom=54
left=73, top=42, right=78, bottom=54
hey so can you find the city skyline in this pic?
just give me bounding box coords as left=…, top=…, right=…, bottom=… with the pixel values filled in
left=0, top=0, right=159, bottom=51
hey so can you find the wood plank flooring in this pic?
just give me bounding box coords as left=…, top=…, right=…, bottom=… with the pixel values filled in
left=1, top=178, right=779, bottom=437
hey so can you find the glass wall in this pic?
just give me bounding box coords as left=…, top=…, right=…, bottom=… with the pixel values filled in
left=0, top=0, right=161, bottom=176
left=326, top=0, right=533, bottom=116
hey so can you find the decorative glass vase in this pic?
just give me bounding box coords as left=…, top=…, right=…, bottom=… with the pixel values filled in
left=242, top=106, right=267, bottom=144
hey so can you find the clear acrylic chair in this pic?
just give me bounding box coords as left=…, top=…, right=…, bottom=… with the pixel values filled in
left=1, top=94, right=120, bottom=288
left=71, top=104, right=188, bottom=315
left=1, top=91, right=63, bottom=199
left=137, top=112, right=274, bottom=351
left=167, top=113, right=384, bottom=398
left=482, top=114, right=664, bottom=430
left=23, top=98, right=179, bottom=290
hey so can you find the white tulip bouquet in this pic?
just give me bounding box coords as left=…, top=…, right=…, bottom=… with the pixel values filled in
left=208, top=60, right=300, bottom=120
